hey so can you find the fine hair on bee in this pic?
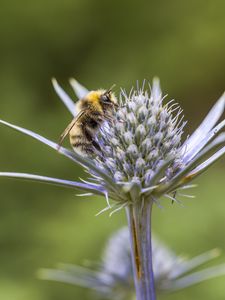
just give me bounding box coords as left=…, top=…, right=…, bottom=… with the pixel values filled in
left=57, top=87, right=119, bottom=157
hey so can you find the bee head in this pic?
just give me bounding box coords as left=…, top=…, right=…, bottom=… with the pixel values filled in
left=100, top=87, right=118, bottom=108
left=84, top=87, right=118, bottom=112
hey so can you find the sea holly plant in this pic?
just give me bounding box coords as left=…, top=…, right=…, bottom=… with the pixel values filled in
left=40, top=227, right=225, bottom=300
left=0, top=78, right=225, bottom=300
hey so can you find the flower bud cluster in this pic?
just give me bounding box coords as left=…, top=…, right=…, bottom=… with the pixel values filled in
left=95, top=83, right=186, bottom=187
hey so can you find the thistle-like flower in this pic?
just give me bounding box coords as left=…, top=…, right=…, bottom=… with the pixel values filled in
left=39, top=227, right=225, bottom=300
left=0, top=78, right=224, bottom=300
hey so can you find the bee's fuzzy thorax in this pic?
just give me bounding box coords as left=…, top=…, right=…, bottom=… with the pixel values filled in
left=84, top=90, right=105, bottom=112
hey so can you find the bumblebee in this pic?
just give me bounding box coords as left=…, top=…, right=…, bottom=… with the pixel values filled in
left=58, top=88, right=118, bottom=156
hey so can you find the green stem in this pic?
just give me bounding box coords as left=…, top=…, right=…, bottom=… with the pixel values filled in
left=126, top=200, right=156, bottom=300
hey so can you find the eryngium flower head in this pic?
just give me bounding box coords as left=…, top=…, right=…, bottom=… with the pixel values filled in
left=96, top=80, right=185, bottom=188
left=39, top=227, right=225, bottom=299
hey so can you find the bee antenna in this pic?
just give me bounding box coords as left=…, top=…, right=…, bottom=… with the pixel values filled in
left=106, top=84, right=116, bottom=94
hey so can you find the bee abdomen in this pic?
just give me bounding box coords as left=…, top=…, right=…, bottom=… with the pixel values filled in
left=70, top=135, right=95, bottom=156
left=70, top=134, right=82, bottom=141
left=71, top=141, right=92, bottom=148
left=72, top=142, right=95, bottom=156
left=70, top=135, right=91, bottom=147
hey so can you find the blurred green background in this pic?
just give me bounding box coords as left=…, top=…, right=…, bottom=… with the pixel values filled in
left=0, top=0, right=225, bottom=299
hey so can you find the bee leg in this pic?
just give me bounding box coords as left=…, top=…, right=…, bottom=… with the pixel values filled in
left=105, top=116, right=117, bottom=126
left=92, top=140, right=103, bottom=153
left=118, top=118, right=126, bottom=123
left=91, top=140, right=105, bottom=159
left=104, top=114, right=114, bottom=122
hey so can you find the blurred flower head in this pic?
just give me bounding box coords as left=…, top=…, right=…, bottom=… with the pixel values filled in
left=39, top=227, right=225, bottom=300
left=0, top=78, right=224, bottom=213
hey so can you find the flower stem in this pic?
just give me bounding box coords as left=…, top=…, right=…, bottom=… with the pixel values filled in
left=126, top=200, right=156, bottom=300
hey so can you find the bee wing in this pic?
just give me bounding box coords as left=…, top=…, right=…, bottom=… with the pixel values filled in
left=57, top=110, right=86, bottom=150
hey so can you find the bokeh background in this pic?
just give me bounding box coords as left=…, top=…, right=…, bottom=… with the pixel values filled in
left=0, top=0, right=225, bottom=299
